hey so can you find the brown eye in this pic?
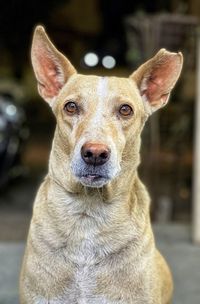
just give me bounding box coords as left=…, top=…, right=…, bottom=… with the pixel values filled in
left=64, top=101, right=79, bottom=115
left=119, top=104, right=133, bottom=117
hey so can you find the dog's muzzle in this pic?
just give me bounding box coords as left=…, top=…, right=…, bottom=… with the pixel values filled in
left=71, top=142, right=116, bottom=188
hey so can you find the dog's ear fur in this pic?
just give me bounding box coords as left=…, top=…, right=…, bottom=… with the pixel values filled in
left=31, top=25, right=76, bottom=104
left=130, top=49, right=183, bottom=114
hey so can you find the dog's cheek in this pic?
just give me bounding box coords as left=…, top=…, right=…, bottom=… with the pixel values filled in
left=119, top=115, right=144, bottom=163
left=53, top=127, right=72, bottom=159
left=58, top=112, right=82, bottom=145
left=116, top=133, right=126, bottom=160
left=55, top=115, right=81, bottom=158
left=111, top=126, right=126, bottom=165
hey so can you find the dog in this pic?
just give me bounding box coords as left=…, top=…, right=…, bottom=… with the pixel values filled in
left=20, top=25, right=183, bottom=304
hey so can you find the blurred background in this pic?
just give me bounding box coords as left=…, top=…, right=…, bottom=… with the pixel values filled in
left=0, top=0, right=200, bottom=303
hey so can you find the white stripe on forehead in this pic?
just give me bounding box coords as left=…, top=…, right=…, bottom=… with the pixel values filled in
left=88, top=77, right=108, bottom=130
left=97, top=77, right=108, bottom=99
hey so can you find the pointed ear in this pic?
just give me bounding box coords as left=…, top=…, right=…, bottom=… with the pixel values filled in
left=130, top=49, right=183, bottom=114
left=31, top=25, right=77, bottom=104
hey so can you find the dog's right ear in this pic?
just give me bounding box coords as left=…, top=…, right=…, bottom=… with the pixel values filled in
left=31, top=25, right=77, bottom=105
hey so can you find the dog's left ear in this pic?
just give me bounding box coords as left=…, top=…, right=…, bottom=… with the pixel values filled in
left=130, top=49, right=183, bottom=114
left=31, top=25, right=77, bottom=104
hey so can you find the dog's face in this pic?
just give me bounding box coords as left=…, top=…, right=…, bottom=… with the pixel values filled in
left=53, top=74, right=146, bottom=188
left=31, top=26, right=183, bottom=188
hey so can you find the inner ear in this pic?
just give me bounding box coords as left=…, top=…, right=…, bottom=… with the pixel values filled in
left=141, top=56, right=179, bottom=106
left=31, top=25, right=77, bottom=104
left=34, top=50, right=64, bottom=98
left=131, top=49, right=183, bottom=112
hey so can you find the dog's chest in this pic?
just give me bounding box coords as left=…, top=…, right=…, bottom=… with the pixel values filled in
left=51, top=253, right=125, bottom=304
left=56, top=226, right=148, bottom=304
left=35, top=194, right=152, bottom=303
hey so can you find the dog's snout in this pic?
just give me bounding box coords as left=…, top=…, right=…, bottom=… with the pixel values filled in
left=81, top=142, right=110, bottom=166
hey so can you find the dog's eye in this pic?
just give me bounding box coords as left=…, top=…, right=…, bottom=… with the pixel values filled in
left=64, top=101, right=79, bottom=115
left=119, top=104, right=133, bottom=117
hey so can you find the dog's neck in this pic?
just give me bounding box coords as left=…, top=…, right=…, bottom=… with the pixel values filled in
left=47, top=163, right=149, bottom=219
left=43, top=171, right=151, bottom=266
left=44, top=169, right=151, bottom=257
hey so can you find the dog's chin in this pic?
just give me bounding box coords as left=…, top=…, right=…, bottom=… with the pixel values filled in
left=77, top=174, right=110, bottom=188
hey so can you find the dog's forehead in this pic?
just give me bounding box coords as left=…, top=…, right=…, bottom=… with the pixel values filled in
left=62, top=74, right=138, bottom=99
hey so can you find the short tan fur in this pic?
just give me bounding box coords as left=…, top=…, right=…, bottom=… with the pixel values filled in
left=20, top=25, right=183, bottom=304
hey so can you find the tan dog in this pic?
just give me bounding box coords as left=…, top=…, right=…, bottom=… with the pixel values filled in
left=20, top=25, right=183, bottom=304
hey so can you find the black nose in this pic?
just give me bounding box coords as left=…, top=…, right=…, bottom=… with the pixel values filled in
left=81, top=142, right=111, bottom=166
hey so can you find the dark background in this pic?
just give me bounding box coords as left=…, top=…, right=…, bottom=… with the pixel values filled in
left=0, top=0, right=199, bottom=240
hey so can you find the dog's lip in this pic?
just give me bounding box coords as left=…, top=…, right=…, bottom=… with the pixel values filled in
left=76, top=173, right=110, bottom=187
left=78, top=173, right=110, bottom=187
left=80, top=174, right=106, bottom=181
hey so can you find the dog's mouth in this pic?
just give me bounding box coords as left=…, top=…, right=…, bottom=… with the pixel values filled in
left=77, top=173, right=110, bottom=188
left=71, top=152, right=118, bottom=188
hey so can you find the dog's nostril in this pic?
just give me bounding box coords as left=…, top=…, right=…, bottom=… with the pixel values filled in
left=84, top=151, right=93, bottom=158
left=81, top=143, right=110, bottom=166
left=100, top=152, right=108, bottom=159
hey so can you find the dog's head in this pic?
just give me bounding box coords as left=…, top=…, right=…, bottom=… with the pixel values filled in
left=31, top=26, right=183, bottom=189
